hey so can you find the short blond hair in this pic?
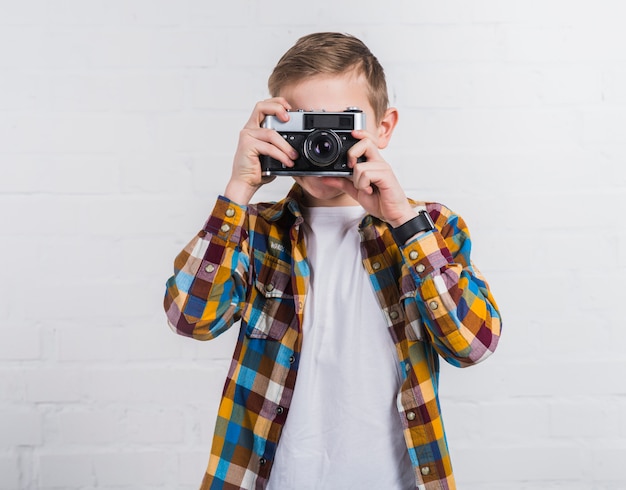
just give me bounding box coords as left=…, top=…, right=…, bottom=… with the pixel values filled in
left=268, top=32, right=389, bottom=123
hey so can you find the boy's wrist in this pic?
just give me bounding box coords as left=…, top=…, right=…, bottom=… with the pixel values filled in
left=390, top=211, right=435, bottom=244
left=224, top=179, right=258, bottom=206
left=388, top=210, right=420, bottom=229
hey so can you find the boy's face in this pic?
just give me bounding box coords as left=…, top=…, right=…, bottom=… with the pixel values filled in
left=278, top=72, right=387, bottom=207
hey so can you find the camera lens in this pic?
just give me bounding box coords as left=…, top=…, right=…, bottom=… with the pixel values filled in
left=304, top=130, right=341, bottom=167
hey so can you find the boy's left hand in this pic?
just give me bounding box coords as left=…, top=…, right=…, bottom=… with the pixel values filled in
left=321, top=129, right=417, bottom=228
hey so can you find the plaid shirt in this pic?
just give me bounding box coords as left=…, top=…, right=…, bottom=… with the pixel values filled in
left=164, top=184, right=501, bottom=490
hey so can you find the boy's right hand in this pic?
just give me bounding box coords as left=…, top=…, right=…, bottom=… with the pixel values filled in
left=224, top=97, right=298, bottom=205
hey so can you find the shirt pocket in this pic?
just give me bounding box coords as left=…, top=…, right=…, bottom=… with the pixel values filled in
left=243, top=254, right=294, bottom=341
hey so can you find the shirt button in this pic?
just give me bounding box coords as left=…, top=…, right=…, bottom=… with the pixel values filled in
left=289, top=355, right=295, bottom=364
left=204, top=264, right=215, bottom=273
left=409, top=251, right=419, bottom=260
left=225, top=208, right=235, bottom=218
left=421, top=466, right=430, bottom=476
left=220, top=223, right=230, bottom=233
left=405, top=363, right=411, bottom=372
left=390, top=311, right=399, bottom=320
left=429, top=301, right=439, bottom=311
left=259, top=457, right=267, bottom=466
left=406, top=411, right=416, bottom=421
left=265, top=283, right=275, bottom=292
left=372, top=262, right=381, bottom=270
left=276, top=406, right=284, bottom=415
left=415, top=264, right=426, bottom=273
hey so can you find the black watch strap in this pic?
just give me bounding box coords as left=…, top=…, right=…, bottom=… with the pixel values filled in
left=391, top=211, right=435, bottom=244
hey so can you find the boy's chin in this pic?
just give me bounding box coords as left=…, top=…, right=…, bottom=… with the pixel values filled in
left=294, top=176, right=357, bottom=207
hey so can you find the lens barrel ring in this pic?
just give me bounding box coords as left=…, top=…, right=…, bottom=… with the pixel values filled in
left=303, top=129, right=342, bottom=167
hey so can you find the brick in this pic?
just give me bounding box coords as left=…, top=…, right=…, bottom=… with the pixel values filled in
left=0, top=113, right=153, bottom=153
left=92, top=450, right=177, bottom=486
left=0, top=325, right=41, bottom=360
left=591, top=444, right=626, bottom=482
left=0, top=70, right=46, bottom=111
left=0, top=456, right=20, bottom=490
left=81, top=365, right=229, bottom=404
left=395, top=64, right=543, bottom=109
left=57, top=408, right=126, bottom=445
left=441, top=360, right=626, bottom=399
left=0, top=26, right=45, bottom=68
left=23, top=368, right=84, bottom=403
left=188, top=0, right=261, bottom=26
left=190, top=68, right=269, bottom=111
left=452, top=445, right=585, bottom=482
left=0, top=155, right=120, bottom=195
left=583, top=108, right=626, bottom=144
left=0, top=409, right=43, bottom=447
left=603, top=65, right=626, bottom=105
left=549, top=399, right=622, bottom=439
left=377, top=25, right=506, bottom=64
left=0, top=1, right=48, bottom=25
left=125, top=408, right=186, bottom=444
left=0, top=369, right=26, bottom=402
left=38, top=453, right=94, bottom=488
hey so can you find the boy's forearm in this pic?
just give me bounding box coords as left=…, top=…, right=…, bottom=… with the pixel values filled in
left=398, top=209, right=501, bottom=366
left=163, top=197, right=249, bottom=340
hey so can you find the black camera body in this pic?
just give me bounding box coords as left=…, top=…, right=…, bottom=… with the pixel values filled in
left=260, top=108, right=366, bottom=176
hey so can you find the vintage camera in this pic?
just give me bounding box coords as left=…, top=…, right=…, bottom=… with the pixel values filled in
left=260, top=108, right=366, bottom=176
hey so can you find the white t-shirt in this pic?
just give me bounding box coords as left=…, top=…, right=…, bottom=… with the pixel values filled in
left=267, top=205, right=414, bottom=490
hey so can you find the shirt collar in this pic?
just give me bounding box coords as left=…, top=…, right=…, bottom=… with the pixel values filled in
left=257, top=183, right=419, bottom=230
left=257, top=184, right=305, bottom=224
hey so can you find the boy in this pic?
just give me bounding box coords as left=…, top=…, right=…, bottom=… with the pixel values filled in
left=164, top=32, right=501, bottom=490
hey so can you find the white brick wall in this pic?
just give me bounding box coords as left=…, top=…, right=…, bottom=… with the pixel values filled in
left=1, top=1, right=625, bottom=488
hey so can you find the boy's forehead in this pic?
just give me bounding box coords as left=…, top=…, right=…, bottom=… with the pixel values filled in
left=278, top=73, right=373, bottom=113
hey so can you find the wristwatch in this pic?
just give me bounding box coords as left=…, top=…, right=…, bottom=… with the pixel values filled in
left=391, top=211, right=435, bottom=244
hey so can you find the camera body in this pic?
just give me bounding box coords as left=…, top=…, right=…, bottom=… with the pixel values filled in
left=260, top=108, right=366, bottom=176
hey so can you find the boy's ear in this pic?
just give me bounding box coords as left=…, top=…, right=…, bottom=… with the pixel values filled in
left=376, top=107, right=399, bottom=149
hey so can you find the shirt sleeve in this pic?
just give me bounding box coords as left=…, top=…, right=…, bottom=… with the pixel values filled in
left=163, top=196, right=250, bottom=340
left=399, top=205, right=502, bottom=367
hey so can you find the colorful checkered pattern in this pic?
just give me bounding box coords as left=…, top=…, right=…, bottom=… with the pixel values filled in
left=164, top=184, right=501, bottom=490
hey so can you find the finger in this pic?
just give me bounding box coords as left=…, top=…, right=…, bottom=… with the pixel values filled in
left=245, top=98, right=292, bottom=129
left=253, top=139, right=296, bottom=168
left=264, top=128, right=299, bottom=161
left=347, top=131, right=382, bottom=168
left=238, top=129, right=296, bottom=168
left=351, top=166, right=376, bottom=195
left=243, top=127, right=298, bottom=159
